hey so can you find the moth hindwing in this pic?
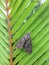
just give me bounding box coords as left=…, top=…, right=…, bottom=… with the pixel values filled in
left=16, top=33, right=32, bottom=53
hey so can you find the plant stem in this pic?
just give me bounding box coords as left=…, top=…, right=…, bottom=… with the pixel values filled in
left=5, top=0, right=14, bottom=65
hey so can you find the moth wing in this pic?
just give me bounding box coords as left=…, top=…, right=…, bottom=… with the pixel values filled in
left=24, top=40, right=32, bottom=53
left=16, top=37, right=25, bottom=49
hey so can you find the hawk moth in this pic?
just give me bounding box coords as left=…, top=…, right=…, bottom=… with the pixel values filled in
left=16, top=33, right=32, bottom=53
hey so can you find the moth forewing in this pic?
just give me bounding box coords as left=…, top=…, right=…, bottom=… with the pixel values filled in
left=16, top=37, right=25, bottom=49
left=16, top=33, right=32, bottom=53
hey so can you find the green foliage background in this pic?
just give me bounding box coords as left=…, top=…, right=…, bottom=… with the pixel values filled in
left=0, top=0, right=49, bottom=65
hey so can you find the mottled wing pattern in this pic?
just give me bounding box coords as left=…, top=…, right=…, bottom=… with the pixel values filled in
left=16, top=37, right=25, bottom=48
left=23, top=33, right=32, bottom=53
left=16, top=33, right=32, bottom=53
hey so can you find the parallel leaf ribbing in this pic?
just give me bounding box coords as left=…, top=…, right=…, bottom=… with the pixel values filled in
left=0, top=0, right=10, bottom=65
left=11, top=0, right=49, bottom=65
left=0, top=0, right=49, bottom=65
left=12, top=1, right=49, bottom=43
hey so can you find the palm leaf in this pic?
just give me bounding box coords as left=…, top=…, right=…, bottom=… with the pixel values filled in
left=0, top=0, right=49, bottom=65
left=0, top=0, right=10, bottom=65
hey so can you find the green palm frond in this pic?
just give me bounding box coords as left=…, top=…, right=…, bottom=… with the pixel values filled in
left=0, top=0, right=10, bottom=65
left=0, top=0, right=49, bottom=65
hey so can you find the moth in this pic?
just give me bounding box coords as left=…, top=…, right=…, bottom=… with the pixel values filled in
left=16, top=33, right=32, bottom=53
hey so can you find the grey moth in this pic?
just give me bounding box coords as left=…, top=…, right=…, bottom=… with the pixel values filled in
left=16, top=33, right=32, bottom=53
